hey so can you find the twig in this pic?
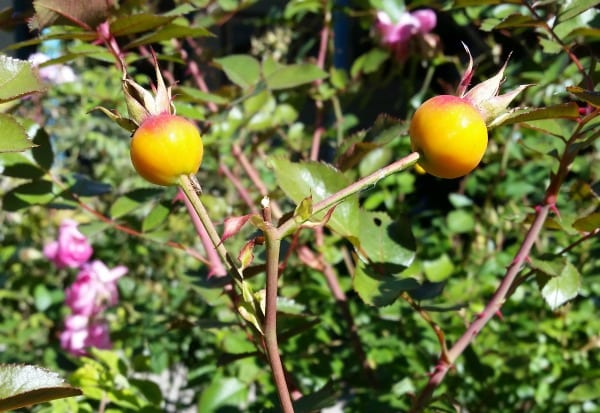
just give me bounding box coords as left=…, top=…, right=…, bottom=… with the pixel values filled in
left=276, top=152, right=420, bottom=238
left=409, top=204, right=550, bottom=412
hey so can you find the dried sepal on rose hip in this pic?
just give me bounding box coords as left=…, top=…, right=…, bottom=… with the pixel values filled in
left=409, top=44, right=529, bottom=179
left=95, top=58, right=203, bottom=186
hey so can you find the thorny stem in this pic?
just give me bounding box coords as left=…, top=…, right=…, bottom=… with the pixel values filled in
left=276, top=152, right=420, bottom=239
left=410, top=204, right=551, bottom=413
left=263, top=200, right=296, bottom=413
left=178, top=189, right=227, bottom=277
left=178, top=174, right=237, bottom=272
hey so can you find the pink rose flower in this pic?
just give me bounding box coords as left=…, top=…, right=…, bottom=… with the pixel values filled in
left=65, top=260, right=128, bottom=316
left=44, top=219, right=93, bottom=269
left=60, top=314, right=112, bottom=356
left=376, top=8, right=437, bottom=60
left=29, top=52, right=77, bottom=84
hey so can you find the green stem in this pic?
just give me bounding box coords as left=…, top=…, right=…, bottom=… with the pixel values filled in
left=178, top=174, right=236, bottom=272
left=276, top=152, right=420, bottom=238
left=263, top=225, right=295, bottom=413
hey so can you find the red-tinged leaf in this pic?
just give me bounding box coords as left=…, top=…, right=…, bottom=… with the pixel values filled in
left=221, top=214, right=258, bottom=243
left=30, top=0, right=114, bottom=30
left=238, top=239, right=256, bottom=271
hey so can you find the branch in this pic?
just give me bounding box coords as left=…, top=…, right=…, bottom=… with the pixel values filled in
left=410, top=204, right=550, bottom=412
left=276, top=152, right=420, bottom=238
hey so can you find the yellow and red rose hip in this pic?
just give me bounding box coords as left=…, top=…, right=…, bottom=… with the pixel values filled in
left=130, top=113, right=204, bottom=186
left=409, top=95, right=488, bottom=179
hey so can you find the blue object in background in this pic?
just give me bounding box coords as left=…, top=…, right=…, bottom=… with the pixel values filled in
left=333, top=0, right=350, bottom=70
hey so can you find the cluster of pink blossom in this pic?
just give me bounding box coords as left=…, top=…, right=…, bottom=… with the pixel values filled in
left=44, top=219, right=127, bottom=356
left=375, top=7, right=437, bottom=60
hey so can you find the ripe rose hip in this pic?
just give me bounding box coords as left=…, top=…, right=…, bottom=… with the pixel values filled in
left=409, top=95, right=488, bottom=179
left=130, top=113, right=204, bottom=186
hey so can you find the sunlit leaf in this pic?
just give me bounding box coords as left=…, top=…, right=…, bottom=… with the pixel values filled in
left=271, top=158, right=360, bottom=239
left=353, top=261, right=419, bottom=307
left=142, top=201, right=171, bottom=232
left=0, top=55, right=45, bottom=103
left=214, top=55, right=261, bottom=90
left=265, top=63, right=328, bottom=90
left=197, top=377, right=247, bottom=413
left=558, top=0, right=600, bottom=23
left=490, top=103, right=580, bottom=128
left=423, top=254, right=455, bottom=282
left=0, top=364, right=81, bottom=411
left=0, top=114, right=34, bottom=153
left=537, top=261, right=581, bottom=310
left=356, top=211, right=415, bottom=269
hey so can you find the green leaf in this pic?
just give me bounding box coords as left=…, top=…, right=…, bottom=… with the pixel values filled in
left=265, top=63, right=328, bottom=90
left=294, top=382, right=339, bottom=413
left=0, top=55, right=45, bottom=103
left=197, top=377, right=247, bottom=413
left=214, top=55, right=260, bottom=90
left=487, top=14, right=544, bottom=30
left=68, top=175, right=112, bottom=197
left=0, top=113, right=34, bottom=153
left=3, top=180, right=54, bottom=211
left=142, top=202, right=171, bottom=232
left=32, top=128, right=54, bottom=170
left=110, top=13, right=175, bottom=37
left=110, top=189, right=163, bottom=219
left=568, top=377, right=600, bottom=402
left=449, top=193, right=473, bottom=208
left=491, top=103, right=580, bottom=127
left=572, top=212, right=600, bottom=232
left=353, top=261, right=419, bottom=307
left=447, top=209, right=475, bottom=234
left=423, top=254, right=455, bottom=282
left=0, top=364, right=81, bottom=411
left=124, top=23, right=213, bottom=49
left=567, top=86, right=600, bottom=108
left=0, top=153, right=44, bottom=178
left=537, top=261, right=581, bottom=310
left=284, top=0, right=323, bottom=19
left=558, top=0, right=600, bottom=23
left=271, top=158, right=360, bottom=239
left=174, top=86, right=229, bottom=105
left=357, top=211, right=416, bottom=269
left=350, top=48, right=389, bottom=78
